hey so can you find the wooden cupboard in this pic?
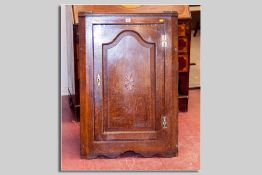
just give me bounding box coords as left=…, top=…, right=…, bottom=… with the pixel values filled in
left=78, top=12, right=179, bottom=159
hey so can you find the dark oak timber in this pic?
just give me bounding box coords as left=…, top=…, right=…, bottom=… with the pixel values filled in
left=79, top=12, right=179, bottom=159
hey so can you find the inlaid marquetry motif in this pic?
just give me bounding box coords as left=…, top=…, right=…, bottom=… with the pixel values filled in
left=120, top=5, right=142, bottom=9
left=178, top=24, right=186, bottom=36
left=124, top=73, right=134, bottom=90
left=178, top=54, right=188, bottom=72
left=178, top=37, right=188, bottom=52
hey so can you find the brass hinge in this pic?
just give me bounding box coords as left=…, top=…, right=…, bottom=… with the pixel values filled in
left=162, top=116, right=167, bottom=129
left=161, top=35, right=167, bottom=48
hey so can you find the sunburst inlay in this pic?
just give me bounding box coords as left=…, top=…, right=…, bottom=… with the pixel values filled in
left=124, top=73, right=134, bottom=90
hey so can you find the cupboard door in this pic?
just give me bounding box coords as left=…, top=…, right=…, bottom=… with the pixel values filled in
left=93, top=24, right=166, bottom=141
left=80, top=13, right=178, bottom=158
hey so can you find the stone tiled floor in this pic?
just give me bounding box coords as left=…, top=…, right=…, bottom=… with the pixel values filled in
left=61, top=89, right=200, bottom=171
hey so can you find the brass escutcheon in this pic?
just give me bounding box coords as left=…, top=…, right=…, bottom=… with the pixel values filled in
left=96, top=74, right=101, bottom=87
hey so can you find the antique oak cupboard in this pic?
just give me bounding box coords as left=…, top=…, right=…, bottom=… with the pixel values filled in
left=79, top=12, right=179, bottom=159
left=70, top=5, right=191, bottom=121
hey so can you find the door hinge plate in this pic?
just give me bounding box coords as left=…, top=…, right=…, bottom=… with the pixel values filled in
left=162, top=116, right=167, bottom=128
left=161, top=34, right=167, bottom=48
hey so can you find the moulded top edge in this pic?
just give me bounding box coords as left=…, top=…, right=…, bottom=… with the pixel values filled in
left=78, top=11, right=178, bottom=17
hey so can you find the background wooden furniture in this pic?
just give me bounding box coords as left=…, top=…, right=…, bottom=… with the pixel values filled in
left=69, top=5, right=191, bottom=121
left=189, top=5, right=200, bottom=37
left=79, top=12, right=179, bottom=159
